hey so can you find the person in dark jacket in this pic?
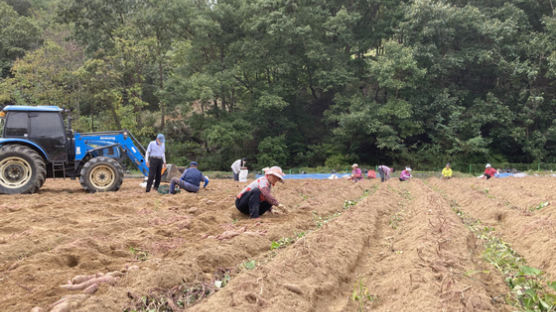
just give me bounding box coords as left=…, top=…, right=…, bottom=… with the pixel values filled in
left=169, top=161, right=209, bottom=194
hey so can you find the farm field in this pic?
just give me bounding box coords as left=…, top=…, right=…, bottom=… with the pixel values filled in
left=0, top=177, right=554, bottom=311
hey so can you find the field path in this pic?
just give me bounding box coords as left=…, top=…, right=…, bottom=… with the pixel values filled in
left=429, top=177, right=556, bottom=280
left=2, top=177, right=553, bottom=311
left=189, top=180, right=511, bottom=311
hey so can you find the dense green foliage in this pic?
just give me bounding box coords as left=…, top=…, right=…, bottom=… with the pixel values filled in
left=0, top=0, right=554, bottom=170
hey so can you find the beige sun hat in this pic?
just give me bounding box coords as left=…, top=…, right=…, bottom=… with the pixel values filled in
left=352, top=163, right=358, bottom=168
left=265, top=166, right=285, bottom=182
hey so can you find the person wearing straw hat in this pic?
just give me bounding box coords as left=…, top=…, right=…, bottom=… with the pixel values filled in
left=145, top=133, right=166, bottom=192
left=236, top=166, right=285, bottom=218
left=169, top=161, right=209, bottom=194
left=348, top=163, right=363, bottom=181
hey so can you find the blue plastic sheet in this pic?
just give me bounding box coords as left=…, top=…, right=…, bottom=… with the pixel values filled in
left=256, top=173, right=351, bottom=180
left=496, top=172, right=514, bottom=178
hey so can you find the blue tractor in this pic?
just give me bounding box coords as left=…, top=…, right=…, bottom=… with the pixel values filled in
left=0, top=105, right=151, bottom=194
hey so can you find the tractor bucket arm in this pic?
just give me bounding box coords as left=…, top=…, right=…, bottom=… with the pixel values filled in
left=75, top=130, right=149, bottom=177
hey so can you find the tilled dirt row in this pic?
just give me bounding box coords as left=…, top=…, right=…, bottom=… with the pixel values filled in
left=0, top=179, right=371, bottom=311
left=428, top=177, right=556, bottom=281
left=1, top=177, right=553, bottom=311
left=188, top=180, right=512, bottom=311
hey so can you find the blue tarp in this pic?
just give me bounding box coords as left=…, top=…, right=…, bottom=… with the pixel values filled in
left=256, top=173, right=351, bottom=180
left=496, top=172, right=513, bottom=178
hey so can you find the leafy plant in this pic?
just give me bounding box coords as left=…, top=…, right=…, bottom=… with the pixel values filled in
left=129, top=247, right=149, bottom=261
left=351, top=279, right=376, bottom=311
left=242, top=260, right=256, bottom=270
left=270, top=237, right=293, bottom=250
left=343, top=199, right=357, bottom=209
left=529, top=201, right=550, bottom=212
left=434, top=188, right=556, bottom=311
left=462, top=208, right=555, bottom=311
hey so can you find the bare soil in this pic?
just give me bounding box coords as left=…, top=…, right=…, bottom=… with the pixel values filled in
left=0, top=177, right=553, bottom=311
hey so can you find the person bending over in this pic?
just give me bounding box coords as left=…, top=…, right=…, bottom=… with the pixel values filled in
left=231, top=158, right=246, bottom=181
left=377, top=165, right=394, bottom=182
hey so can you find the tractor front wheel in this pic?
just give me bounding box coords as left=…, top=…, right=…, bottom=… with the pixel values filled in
left=79, top=157, right=124, bottom=193
left=0, top=145, right=46, bottom=194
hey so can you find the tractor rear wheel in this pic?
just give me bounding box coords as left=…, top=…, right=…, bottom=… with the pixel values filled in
left=79, top=157, right=124, bottom=192
left=0, top=145, right=46, bottom=194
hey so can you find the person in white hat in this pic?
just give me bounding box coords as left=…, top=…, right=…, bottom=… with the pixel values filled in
left=483, top=163, right=497, bottom=179
left=235, top=166, right=285, bottom=218
left=348, top=163, right=363, bottom=181
left=399, top=166, right=412, bottom=181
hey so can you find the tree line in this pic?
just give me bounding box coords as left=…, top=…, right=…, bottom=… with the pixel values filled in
left=1, top=0, right=555, bottom=170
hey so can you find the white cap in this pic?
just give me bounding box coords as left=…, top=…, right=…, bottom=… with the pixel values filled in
left=352, top=163, right=358, bottom=168
left=405, top=167, right=412, bottom=171
left=486, top=163, right=491, bottom=168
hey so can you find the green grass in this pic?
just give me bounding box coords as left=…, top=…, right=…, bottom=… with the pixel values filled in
left=455, top=206, right=556, bottom=311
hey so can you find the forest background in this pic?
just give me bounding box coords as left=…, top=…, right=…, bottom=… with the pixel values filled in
left=1, top=0, right=555, bottom=171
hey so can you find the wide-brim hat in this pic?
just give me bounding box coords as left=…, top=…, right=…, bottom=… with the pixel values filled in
left=352, top=163, right=358, bottom=168
left=265, top=166, right=285, bottom=182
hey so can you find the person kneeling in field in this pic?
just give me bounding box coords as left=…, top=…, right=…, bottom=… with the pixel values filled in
left=442, top=163, right=453, bottom=179
left=399, top=166, right=412, bottom=181
left=482, top=163, right=498, bottom=180
left=236, top=166, right=285, bottom=218
left=348, top=163, right=363, bottom=182
left=169, top=161, right=209, bottom=194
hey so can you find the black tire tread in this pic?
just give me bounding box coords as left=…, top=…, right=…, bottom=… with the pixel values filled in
left=0, top=144, right=46, bottom=194
left=79, top=157, right=123, bottom=193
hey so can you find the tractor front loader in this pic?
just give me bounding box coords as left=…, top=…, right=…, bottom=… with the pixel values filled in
left=0, top=105, right=163, bottom=194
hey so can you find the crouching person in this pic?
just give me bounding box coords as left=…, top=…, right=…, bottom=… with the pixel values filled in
left=169, top=161, right=209, bottom=194
left=235, top=166, right=284, bottom=218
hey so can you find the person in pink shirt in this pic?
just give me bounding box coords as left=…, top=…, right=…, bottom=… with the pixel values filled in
left=348, top=163, right=363, bottom=181
left=399, top=166, right=412, bottom=181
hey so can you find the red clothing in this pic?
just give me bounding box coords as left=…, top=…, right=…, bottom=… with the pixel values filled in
left=367, top=170, right=376, bottom=178
left=237, top=176, right=279, bottom=206
left=484, top=167, right=497, bottom=177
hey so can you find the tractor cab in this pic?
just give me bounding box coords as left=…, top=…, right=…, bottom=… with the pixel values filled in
left=0, top=106, right=69, bottom=163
